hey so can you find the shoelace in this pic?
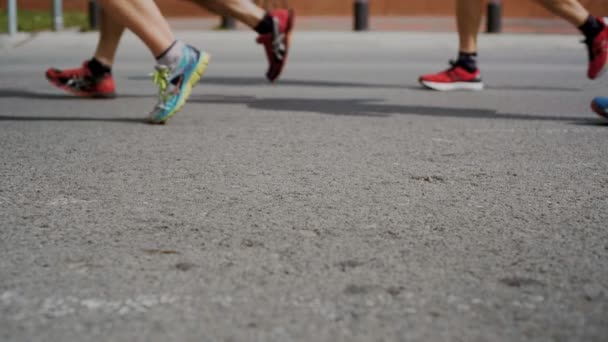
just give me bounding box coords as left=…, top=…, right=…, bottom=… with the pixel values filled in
left=65, top=74, right=96, bottom=90
left=152, top=65, right=171, bottom=109
left=445, top=60, right=461, bottom=77
left=271, top=18, right=286, bottom=61
left=447, top=60, right=459, bottom=69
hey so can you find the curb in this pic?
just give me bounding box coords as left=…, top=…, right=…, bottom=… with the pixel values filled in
left=0, top=33, right=34, bottom=50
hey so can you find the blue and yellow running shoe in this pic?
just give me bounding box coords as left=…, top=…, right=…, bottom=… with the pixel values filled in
left=591, top=97, right=608, bottom=120
left=149, top=45, right=210, bottom=124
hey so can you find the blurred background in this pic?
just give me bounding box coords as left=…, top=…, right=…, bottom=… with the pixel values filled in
left=5, top=0, right=608, bottom=17
left=2, top=0, right=608, bottom=33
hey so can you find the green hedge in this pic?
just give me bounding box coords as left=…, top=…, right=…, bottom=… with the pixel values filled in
left=0, top=10, right=89, bottom=33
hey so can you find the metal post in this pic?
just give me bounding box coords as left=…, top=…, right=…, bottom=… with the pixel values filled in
left=220, top=16, right=236, bottom=30
left=8, top=0, right=18, bottom=36
left=52, top=0, right=64, bottom=31
left=486, top=0, right=502, bottom=33
left=354, top=0, right=369, bottom=31
left=88, top=0, right=99, bottom=29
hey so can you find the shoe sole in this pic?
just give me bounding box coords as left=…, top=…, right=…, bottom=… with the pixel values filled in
left=152, top=52, right=211, bottom=124
left=268, top=9, right=295, bottom=83
left=419, top=79, right=484, bottom=91
left=45, top=74, right=116, bottom=99
left=591, top=99, right=608, bottom=119
left=589, top=59, right=608, bottom=80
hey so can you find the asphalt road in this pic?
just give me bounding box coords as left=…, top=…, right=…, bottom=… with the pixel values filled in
left=1, top=31, right=607, bottom=342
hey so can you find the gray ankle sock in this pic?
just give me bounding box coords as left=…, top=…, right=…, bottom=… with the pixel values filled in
left=155, top=40, right=186, bottom=70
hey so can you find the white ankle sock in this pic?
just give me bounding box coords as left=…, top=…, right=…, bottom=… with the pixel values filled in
left=156, top=40, right=186, bottom=70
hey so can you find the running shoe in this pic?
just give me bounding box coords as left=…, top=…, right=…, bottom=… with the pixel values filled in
left=45, top=61, right=116, bottom=98
left=585, top=18, right=608, bottom=80
left=149, top=45, right=210, bottom=124
left=256, top=9, right=295, bottom=82
left=591, top=97, right=608, bottom=119
left=419, top=61, right=484, bottom=91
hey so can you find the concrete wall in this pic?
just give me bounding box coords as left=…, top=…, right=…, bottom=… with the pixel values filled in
left=8, top=0, right=608, bottom=18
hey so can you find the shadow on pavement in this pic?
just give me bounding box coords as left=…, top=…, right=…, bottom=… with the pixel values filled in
left=0, top=88, right=149, bottom=123
left=128, top=75, right=412, bottom=90
left=1, top=89, right=600, bottom=125
left=193, top=94, right=600, bottom=124
left=488, top=85, right=581, bottom=92
left=127, top=76, right=580, bottom=92
left=0, top=115, right=147, bottom=124
left=0, top=88, right=150, bottom=100
left=569, top=120, right=608, bottom=126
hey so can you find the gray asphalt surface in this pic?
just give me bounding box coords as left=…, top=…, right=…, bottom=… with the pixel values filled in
left=1, top=31, right=607, bottom=342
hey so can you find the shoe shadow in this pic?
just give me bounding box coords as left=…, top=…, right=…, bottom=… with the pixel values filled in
left=128, top=75, right=581, bottom=93
left=0, top=88, right=149, bottom=123
left=569, top=120, right=608, bottom=126
left=0, top=88, right=151, bottom=123
left=1, top=89, right=598, bottom=125
left=487, top=85, right=581, bottom=92
left=128, top=75, right=412, bottom=90
left=0, top=115, right=147, bottom=124
left=193, top=94, right=601, bottom=124
left=0, top=88, right=151, bottom=100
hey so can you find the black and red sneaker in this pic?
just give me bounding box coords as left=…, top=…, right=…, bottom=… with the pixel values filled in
left=585, top=18, right=608, bottom=80
left=419, top=61, right=484, bottom=91
left=256, top=8, right=295, bottom=82
left=45, top=61, right=116, bottom=98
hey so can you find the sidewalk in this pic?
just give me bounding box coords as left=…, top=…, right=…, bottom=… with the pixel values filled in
left=168, top=16, right=577, bottom=34
left=1, top=16, right=577, bottom=50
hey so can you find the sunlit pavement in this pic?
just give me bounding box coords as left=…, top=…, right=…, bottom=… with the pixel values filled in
left=1, top=31, right=607, bottom=342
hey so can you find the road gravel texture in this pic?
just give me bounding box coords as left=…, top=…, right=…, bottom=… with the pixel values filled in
left=0, top=32, right=607, bottom=341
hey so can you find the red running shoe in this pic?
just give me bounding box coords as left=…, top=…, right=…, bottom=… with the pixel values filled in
left=419, top=61, right=484, bottom=91
left=586, top=18, right=608, bottom=80
left=45, top=61, right=116, bottom=98
left=256, top=9, right=295, bottom=82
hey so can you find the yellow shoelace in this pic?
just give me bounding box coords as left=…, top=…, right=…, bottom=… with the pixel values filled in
left=152, top=67, right=171, bottom=104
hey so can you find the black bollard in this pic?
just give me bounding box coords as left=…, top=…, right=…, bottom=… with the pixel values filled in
left=354, top=0, right=369, bottom=31
left=486, top=0, right=502, bottom=33
left=88, top=0, right=99, bottom=30
left=221, top=16, right=236, bottom=30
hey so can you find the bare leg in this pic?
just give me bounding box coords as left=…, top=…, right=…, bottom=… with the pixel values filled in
left=534, top=0, right=588, bottom=27
left=191, top=0, right=265, bottom=29
left=536, top=0, right=608, bottom=80
left=457, top=0, right=483, bottom=53
left=46, top=0, right=208, bottom=113
left=96, top=0, right=175, bottom=57
left=93, top=8, right=125, bottom=66
left=93, top=0, right=267, bottom=65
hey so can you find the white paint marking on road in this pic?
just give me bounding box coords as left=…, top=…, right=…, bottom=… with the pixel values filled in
left=0, top=291, right=180, bottom=320
left=47, top=196, right=96, bottom=206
